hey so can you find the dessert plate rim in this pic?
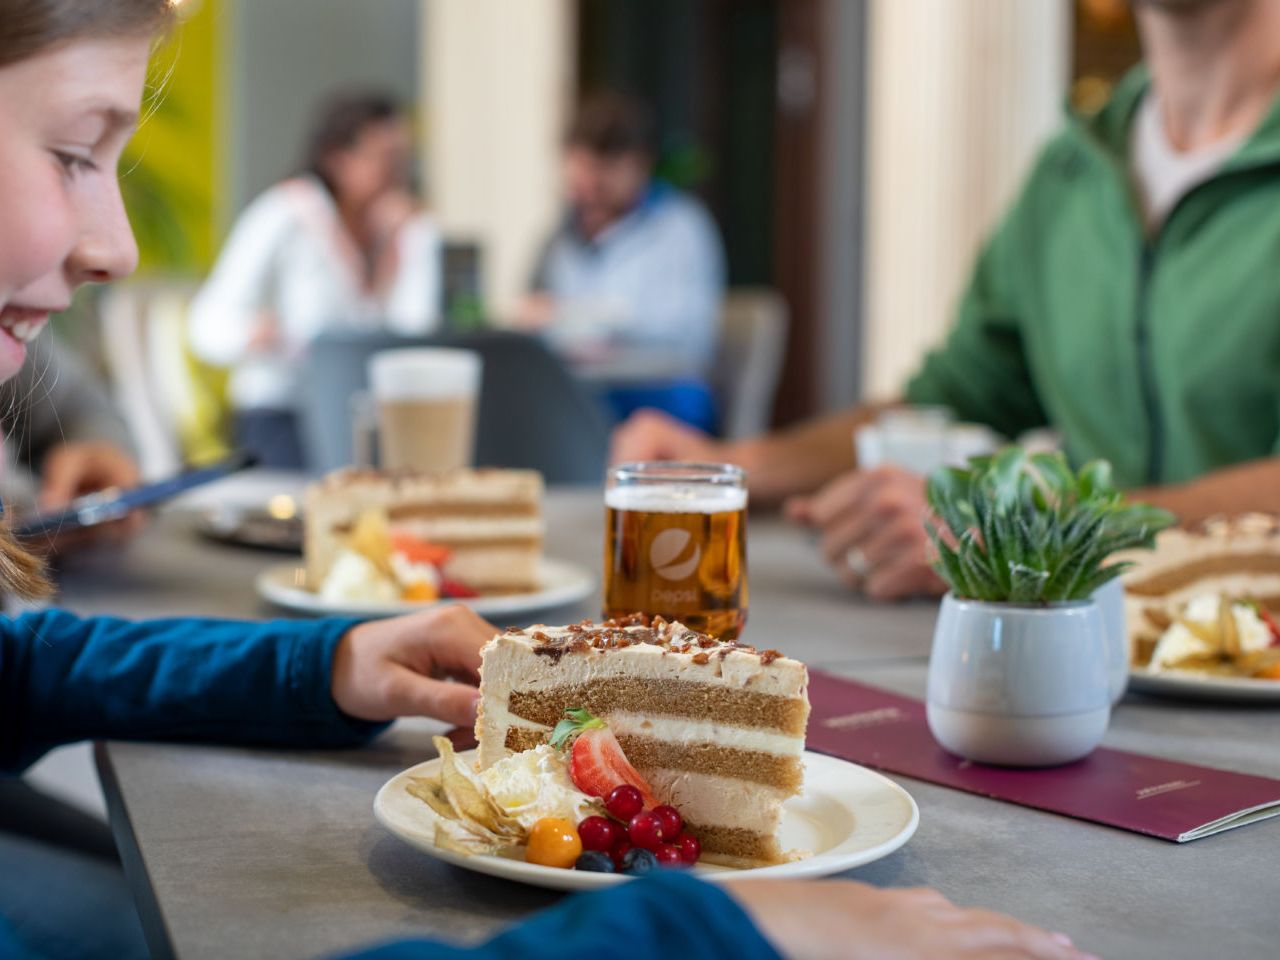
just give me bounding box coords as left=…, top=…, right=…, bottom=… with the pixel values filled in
left=1128, top=667, right=1280, bottom=703
left=374, top=748, right=920, bottom=892
left=255, top=557, right=596, bottom=618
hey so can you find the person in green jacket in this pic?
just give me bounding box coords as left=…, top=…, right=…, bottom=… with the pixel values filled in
left=613, top=0, right=1280, bottom=599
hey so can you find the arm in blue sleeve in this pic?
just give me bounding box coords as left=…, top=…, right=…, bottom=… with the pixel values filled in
left=0, top=609, right=384, bottom=773
left=332, top=872, right=782, bottom=960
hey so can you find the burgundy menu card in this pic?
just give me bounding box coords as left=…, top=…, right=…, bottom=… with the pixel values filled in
left=807, top=670, right=1280, bottom=842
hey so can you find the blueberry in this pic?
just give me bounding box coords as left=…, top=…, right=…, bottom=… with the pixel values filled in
left=621, top=847, right=659, bottom=876
left=575, top=851, right=616, bottom=873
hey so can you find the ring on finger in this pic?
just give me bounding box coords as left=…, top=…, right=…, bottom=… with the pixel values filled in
left=846, top=547, right=871, bottom=578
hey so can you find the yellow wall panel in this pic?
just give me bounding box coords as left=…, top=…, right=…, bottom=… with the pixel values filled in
left=122, top=0, right=222, bottom=274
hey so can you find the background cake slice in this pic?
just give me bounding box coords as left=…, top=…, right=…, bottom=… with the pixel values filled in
left=305, top=468, right=544, bottom=593
left=1119, top=514, right=1280, bottom=663
left=475, top=615, right=810, bottom=867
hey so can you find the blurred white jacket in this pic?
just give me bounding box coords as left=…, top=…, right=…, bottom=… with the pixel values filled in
left=189, top=176, right=442, bottom=410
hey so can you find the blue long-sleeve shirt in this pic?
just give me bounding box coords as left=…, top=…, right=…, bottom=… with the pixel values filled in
left=0, top=609, right=377, bottom=773
left=0, top=612, right=782, bottom=960
left=335, top=871, right=781, bottom=960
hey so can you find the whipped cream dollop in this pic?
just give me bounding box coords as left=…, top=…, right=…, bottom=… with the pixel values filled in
left=319, top=549, right=398, bottom=603
left=478, top=745, right=599, bottom=830
left=390, top=553, right=441, bottom=590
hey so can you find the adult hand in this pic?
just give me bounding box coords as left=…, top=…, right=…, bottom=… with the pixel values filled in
left=366, top=188, right=421, bottom=243
left=784, top=464, right=945, bottom=601
left=728, top=880, right=1093, bottom=960
left=245, top=308, right=282, bottom=353
left=509, top=293, right=556, bottom=332
left=331, top=604, right=495, bottom=727
left=610, top=409, right=724, bottom=465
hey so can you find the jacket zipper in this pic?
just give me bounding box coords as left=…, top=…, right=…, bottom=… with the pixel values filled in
left=1134, top=243, right=1162, bottom=485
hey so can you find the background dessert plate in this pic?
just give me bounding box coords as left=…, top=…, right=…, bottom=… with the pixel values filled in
left=197, top=504, right=304, bottom=553
left=256, top=557, right=595, bottom=618
left=374, top=749, right=919, bottom=892
left=1129, top=668, right=1280, bottom=703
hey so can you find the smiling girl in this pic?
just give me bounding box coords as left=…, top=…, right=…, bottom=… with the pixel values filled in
left=0, top=11, right=493, bottom=958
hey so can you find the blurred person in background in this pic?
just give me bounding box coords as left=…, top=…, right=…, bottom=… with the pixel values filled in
left=513, top=92, right=726, bottom=433
left=189, top=91, right=442, bottom=468
left=0, top=335, right=141, bottom=554
left=613, top=0, right=1280, bottom=600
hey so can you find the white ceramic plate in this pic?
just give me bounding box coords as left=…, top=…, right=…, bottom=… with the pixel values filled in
left=256, top=558, right=595, bottom=619
left=374, top=749, right=919, bottom=892
left=1129, top=668, right=1280, bottom=703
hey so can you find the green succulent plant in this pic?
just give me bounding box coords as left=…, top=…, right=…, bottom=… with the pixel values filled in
left=925, top=447, right=1176, bottom=604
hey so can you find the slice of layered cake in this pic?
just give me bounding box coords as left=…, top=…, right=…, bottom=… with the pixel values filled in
left=305, top=468, right=544, bottom=594
left=476, top=614, right=810, bottom=866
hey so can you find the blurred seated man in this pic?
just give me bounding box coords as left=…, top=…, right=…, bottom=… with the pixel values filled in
left=613, top=0, right=1280, bottom=599
left=189, top=91, right=442, bottom=468
left=0, top=335, right=140, bottom=555
left=513, top=92, right=726, bottom=433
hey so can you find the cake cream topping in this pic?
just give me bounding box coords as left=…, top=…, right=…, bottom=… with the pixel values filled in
left=507, top=613, right=788, bottom=665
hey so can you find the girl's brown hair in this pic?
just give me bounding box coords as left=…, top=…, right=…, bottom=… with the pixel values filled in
left=0, top=0, right=174, bottom=68
left=0, top=0, right=173, bottom=599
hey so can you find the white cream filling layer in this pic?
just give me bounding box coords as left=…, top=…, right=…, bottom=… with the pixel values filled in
left=608, top=711, right=803, bottom=756
left=490, top=704, right=803, bottom=757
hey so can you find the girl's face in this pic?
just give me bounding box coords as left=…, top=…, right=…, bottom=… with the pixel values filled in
left=0, top=35, right=150, bottom=383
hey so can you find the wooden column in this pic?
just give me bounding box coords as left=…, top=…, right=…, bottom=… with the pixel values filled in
left=861, top=0, right=1070, bottom=399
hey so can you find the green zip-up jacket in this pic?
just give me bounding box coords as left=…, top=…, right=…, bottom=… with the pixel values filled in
left=906, top=68, right=1280, bottom=489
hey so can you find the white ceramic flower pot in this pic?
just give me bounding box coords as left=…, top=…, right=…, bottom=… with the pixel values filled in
left=1092, top=578, right=1128, bottom=704
left=926, top=594, right=1111, bottom=767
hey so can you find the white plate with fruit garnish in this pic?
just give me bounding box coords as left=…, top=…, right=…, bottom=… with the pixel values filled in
left=374, top=731, right=919, bottom=892
left=257, top=556, right=594, bottom=619
left=257, top=504, right=594, bottom=618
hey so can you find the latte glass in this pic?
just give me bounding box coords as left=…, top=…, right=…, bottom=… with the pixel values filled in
left=366, top=348, right=481, bottom=472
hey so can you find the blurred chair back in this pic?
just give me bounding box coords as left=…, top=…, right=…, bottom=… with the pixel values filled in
left=298, top=330, right=610, bottom=484
left=713, top=288, right=789, bottom=439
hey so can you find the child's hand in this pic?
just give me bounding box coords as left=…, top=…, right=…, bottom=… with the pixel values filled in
left=330, top=605, right=494, bottom=727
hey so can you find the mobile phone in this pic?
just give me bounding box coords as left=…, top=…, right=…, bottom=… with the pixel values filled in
left=13, top=450, right=259, bottom=539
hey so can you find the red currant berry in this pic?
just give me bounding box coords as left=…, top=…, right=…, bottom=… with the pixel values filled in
left=605, top=784, right=644, bottom=821
left=577, top=816, right=618, bottom=853
left=655, top=843, right=683, bottom=867
left=675, top=832, right=701, bottom=865
left=651, top=805, right=683, bottom=838
left=610, top=838, right=633, bottom=869
left=628, top=811, right=666, bottom=850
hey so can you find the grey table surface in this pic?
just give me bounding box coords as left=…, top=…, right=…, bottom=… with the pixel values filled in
left=56, top=477, right=1280, bottom=960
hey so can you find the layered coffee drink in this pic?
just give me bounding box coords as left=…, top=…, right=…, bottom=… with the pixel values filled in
left=367, top=348, right=481, bottom=472
left=377, top=396, right=476, bottom=473
left=604, top=463, right=748, bottom=640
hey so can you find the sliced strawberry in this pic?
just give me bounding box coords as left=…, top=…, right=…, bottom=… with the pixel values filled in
left=390, top=532, right=452, bottom=567
left=549, top=708, right=658, bottom=808
left=1258, top=605, right=1280, bottom=647
left=439, top=576, right=479, bottom=599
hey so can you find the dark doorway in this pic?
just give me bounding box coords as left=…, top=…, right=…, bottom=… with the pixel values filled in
left=576, top=0, right=836, bottom=425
